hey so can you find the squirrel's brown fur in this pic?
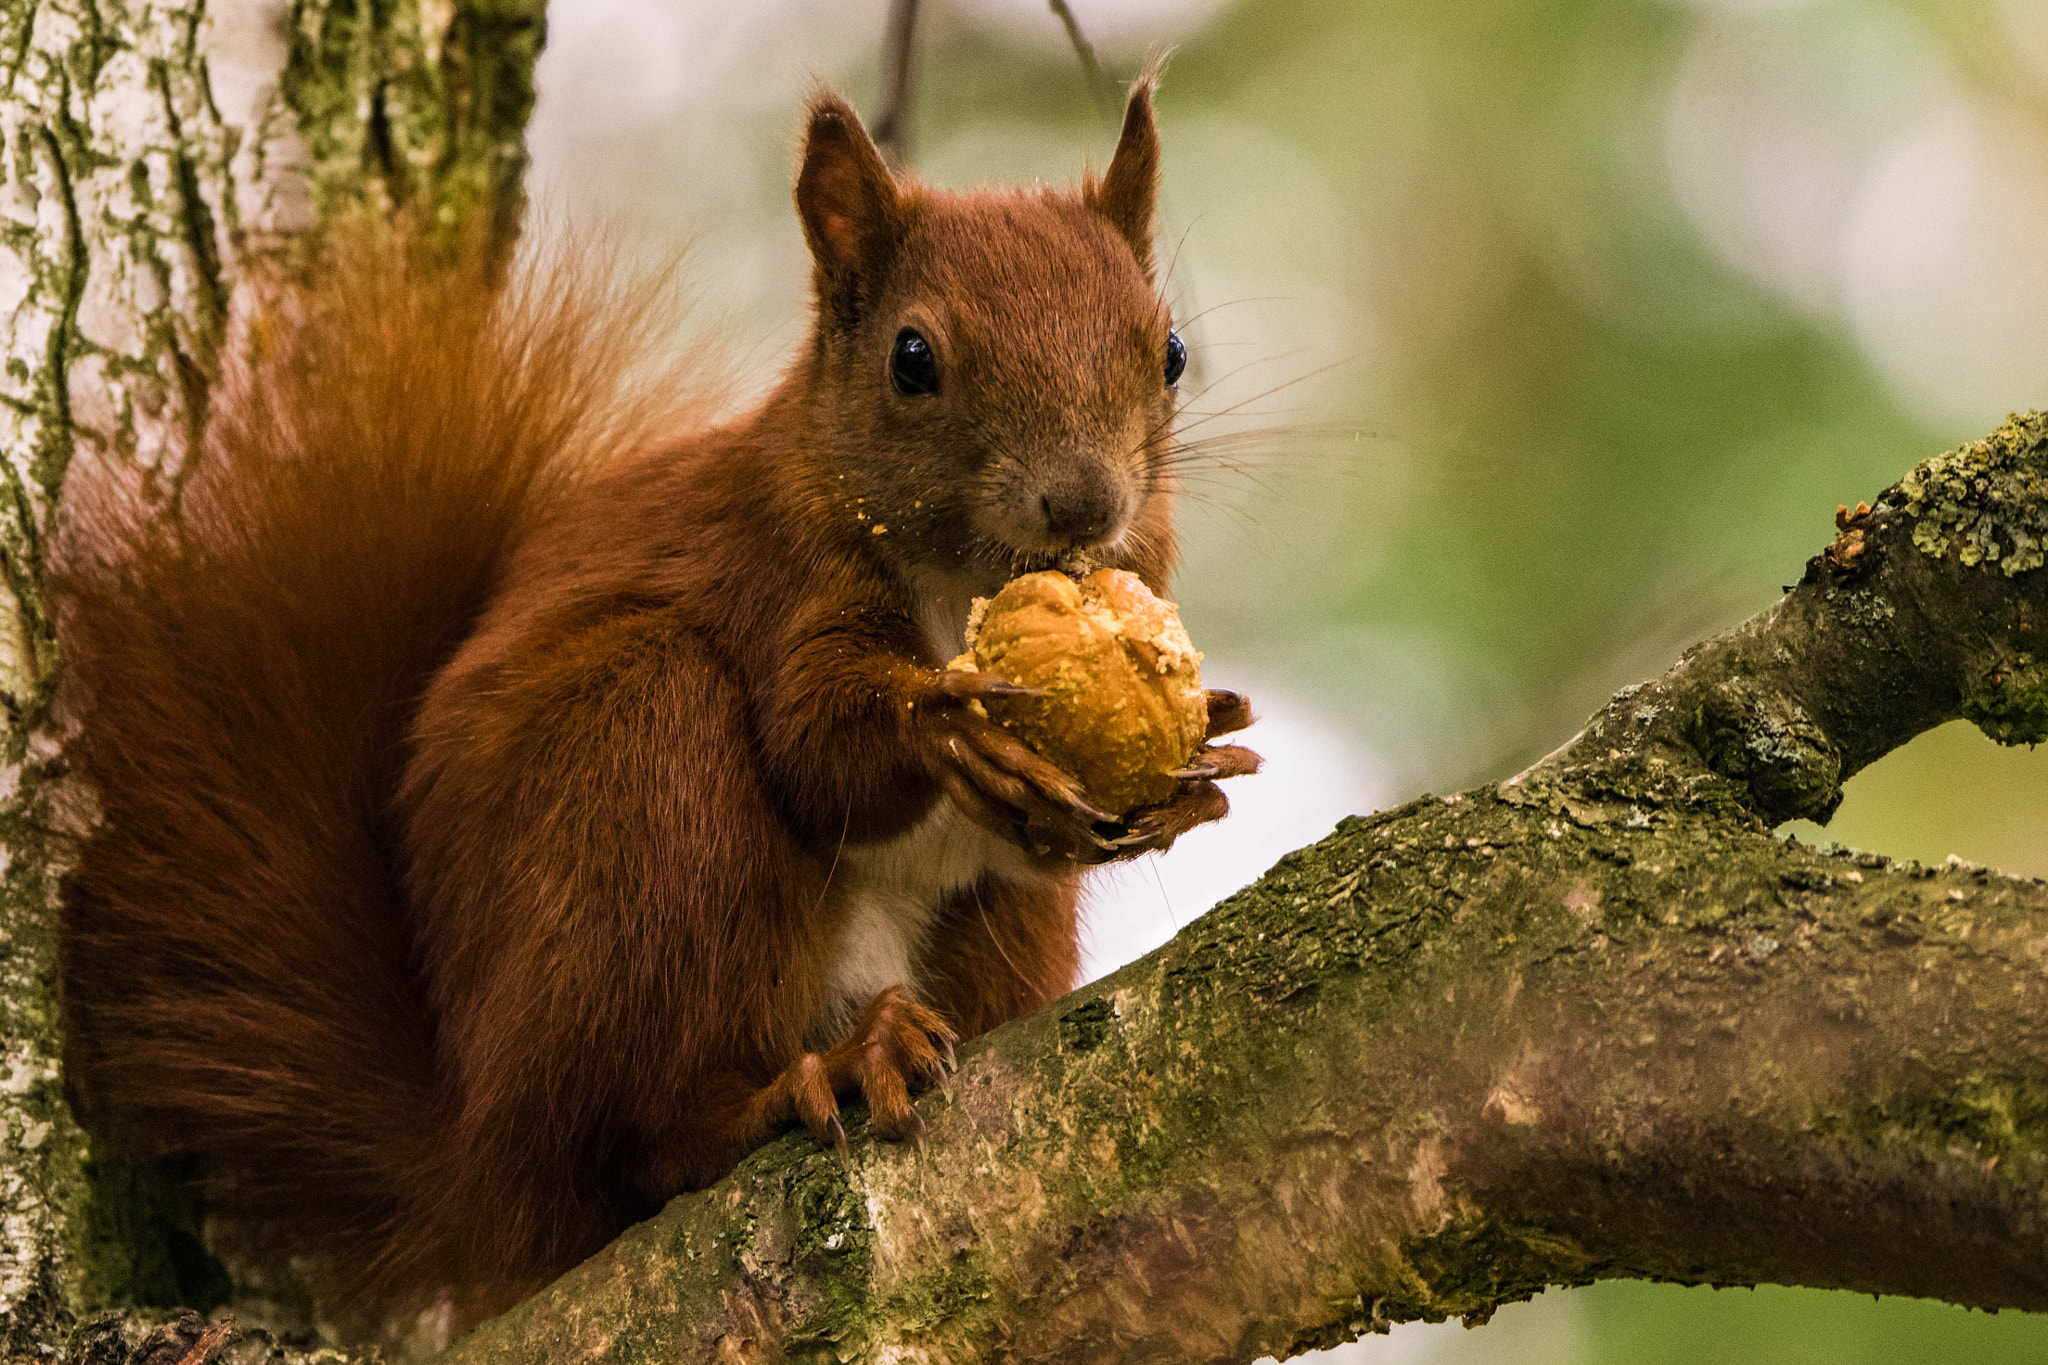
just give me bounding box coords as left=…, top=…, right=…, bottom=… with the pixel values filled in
left=57, top=82, right=1256, bottom=1325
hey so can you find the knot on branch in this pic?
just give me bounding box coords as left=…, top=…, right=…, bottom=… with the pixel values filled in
left=1891, top=410, right=2048, bottom=577
left=1689, top=678, right=1842, bottom=825
left=1962, top=653, right=2048, bottom=747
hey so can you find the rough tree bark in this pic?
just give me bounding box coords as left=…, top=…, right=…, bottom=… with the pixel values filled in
left=438, top=414, right=2048, bottom=1363
left=0, top=1, right=537, bottom=1359
left=6, top=4, right=2048, bottom=1365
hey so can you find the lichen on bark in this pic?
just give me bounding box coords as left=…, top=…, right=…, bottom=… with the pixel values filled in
left=279, top=0, right=544, bottom=245
left=1897, top=410, right=2048, bottom=577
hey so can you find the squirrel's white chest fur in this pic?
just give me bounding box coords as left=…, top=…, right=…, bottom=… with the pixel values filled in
left=807, top=572, right=1037, bottom=1046
left=810, top=797, right=1037, bottom=1045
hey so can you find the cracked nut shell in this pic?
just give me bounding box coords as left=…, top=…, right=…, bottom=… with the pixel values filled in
left=948, top=569, right=1207, bottom=819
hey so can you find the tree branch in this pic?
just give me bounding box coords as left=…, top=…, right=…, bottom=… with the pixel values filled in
left=442, top=414, right=2048, bottom=1363
left=1542, top=413, right=2048, bottom=823
left=1047, top=0, right=1120, bottom=120
left=870, top=0, right=921, bottom=170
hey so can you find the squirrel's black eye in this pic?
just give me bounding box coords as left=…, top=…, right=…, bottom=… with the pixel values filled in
left=1164, top=330, right=1187, bottom=387
left=890, top=328, right=940, bottom=397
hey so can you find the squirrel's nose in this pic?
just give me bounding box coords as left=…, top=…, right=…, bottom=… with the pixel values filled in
left=1033, top=466, right=1129, bottom=546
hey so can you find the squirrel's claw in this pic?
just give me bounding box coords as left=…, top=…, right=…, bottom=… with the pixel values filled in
left=972, top=679, right=1042, bottom=699
left=934, top=669, right=1043, bottom=703
left=1178, top=743, right=1261, bottom=782
left=1203, top=688, right=1256, bottom=739
left=1103, top=777, right=1235, bottom=857
left=936, top=718, right=1116, bottom=856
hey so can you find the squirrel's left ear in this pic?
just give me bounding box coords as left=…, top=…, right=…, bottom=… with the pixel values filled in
left=1086, top=74, right=1162, bottom=280
left=797, top=95, right=900, bottom=325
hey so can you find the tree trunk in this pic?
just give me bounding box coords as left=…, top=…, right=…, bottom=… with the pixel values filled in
left=0, top=1, right=537, bottom=1358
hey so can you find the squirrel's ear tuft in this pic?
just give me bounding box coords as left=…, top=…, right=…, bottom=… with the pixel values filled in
left=1086, top=73, right=1163, bottom=279
left=797, top=96, right=900, bottom=318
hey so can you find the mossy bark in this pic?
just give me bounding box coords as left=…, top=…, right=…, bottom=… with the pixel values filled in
left=443, top=415, right=2048, bottom=1364
left=0, top=1, right=538, bottom=1359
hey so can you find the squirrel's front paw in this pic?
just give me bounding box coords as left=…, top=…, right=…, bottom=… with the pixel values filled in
left=1100, top=742, right=1262, bottom=858
left=1099, top=692, right=1263, bottom=859
left=923, top=671, right=1118, bottom=859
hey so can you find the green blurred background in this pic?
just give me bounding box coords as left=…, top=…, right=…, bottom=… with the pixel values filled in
left=528, top=0, right=2048, bottom=1358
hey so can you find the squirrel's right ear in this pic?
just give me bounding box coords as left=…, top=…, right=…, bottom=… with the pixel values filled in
left=1086, top=74, right=1163, bottom=280
left=797, top=97, right=900, bottom=325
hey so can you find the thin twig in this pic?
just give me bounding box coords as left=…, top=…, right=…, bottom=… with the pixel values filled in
left=1047, top=0, right=1120, bottom=118
left=872, top=0, right=922, bottom=169
left=170, top=1319, right=234, bottom=1365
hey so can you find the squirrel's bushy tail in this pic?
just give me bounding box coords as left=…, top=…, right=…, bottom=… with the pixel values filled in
left=58, top=227, right=704, bottom=1318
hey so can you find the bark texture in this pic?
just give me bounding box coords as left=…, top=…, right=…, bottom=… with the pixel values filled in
left=0, top=1, right=538, bottom=1358
left=440, top=414, right=2048, bottom=1364
left=0, top=3, right=261, bottom=1348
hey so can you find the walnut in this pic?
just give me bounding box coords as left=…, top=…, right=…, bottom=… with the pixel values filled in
left=948, top=569, right=1207, bottom=818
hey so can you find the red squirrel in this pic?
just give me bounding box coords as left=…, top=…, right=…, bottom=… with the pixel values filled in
left=57, top=79, right=1258, bottom=1323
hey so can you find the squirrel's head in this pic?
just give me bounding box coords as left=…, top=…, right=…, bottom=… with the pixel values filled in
left=794, top=78, right=1179, bottom=589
